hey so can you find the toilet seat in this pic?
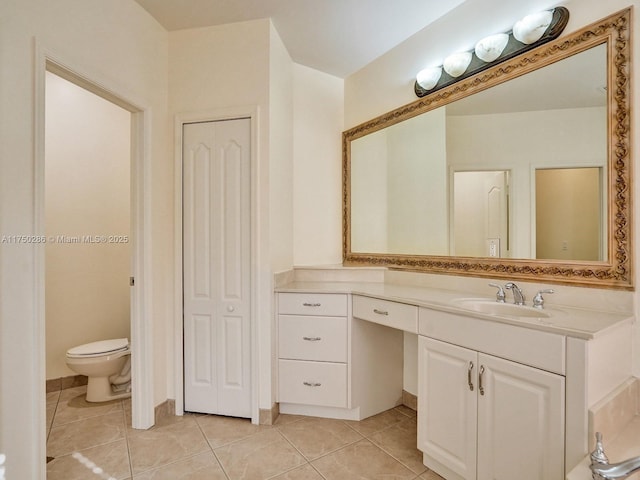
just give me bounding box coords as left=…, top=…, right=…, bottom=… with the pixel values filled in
left=66, top=338, right=129, bottom=358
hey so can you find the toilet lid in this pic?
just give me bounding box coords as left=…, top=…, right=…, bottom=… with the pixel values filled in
left=67, top=338, right=129, bottom=357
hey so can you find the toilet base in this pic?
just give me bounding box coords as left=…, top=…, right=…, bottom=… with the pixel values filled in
left=86, top=376, right=131, bottom=403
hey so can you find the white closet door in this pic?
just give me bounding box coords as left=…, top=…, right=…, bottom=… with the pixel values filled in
left=183, top=118, right=251, bottom=417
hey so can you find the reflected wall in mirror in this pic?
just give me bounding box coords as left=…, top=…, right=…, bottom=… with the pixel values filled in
left=535, top=167, right=605, bottom=261
left=343, top=9, right=632, bottom=289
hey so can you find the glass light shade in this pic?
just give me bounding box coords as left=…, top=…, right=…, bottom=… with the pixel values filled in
left=513, top=10, right=553, bottom=44
left=475, top=33, right=509, bottom=62
left=443, top=51, right=472, bottom=77
left=416, top=67, right=442, bottom=90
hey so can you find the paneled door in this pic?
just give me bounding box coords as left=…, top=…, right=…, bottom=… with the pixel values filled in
left=182, top=118, right=251, bottom=417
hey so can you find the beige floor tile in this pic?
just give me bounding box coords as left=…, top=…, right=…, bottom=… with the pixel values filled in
left=312, top=439, right=415, bottom=480
left=128, top=418, right=209, bottom=474
left=269, top=463, right=324, bottom=479
left=58, top=385, right=88, bottom=402
left=345, top=408, right=408, bottom=437
left=273, top=413, right=305, bottom=427
left=419, top=470, right=445, bottom=479
left=214, top=429, right=306, bottom=480
left=47, top=390, right=61, bottom=405
left=47, top=410, right=126, bottom=457
left=133, top=451, right=227, bottom=480
left=53, top=391, right=122, bottom=426
left=196, top=414, right=271, bottom=448
left=46, top=439, right=131, bottom=480
left=46, top=403, right=57, bottom=434
left=369, top=417, right=426, bottom=474
left=394, top=405, right=418, bottom=418
left=278, top=417, right=363, bottom=460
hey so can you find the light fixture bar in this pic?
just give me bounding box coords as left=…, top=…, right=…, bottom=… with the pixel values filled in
left=414, top=7, right=569, bottom=98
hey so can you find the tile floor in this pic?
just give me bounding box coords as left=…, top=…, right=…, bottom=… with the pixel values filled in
left=46, top=386, right=445, bottom=480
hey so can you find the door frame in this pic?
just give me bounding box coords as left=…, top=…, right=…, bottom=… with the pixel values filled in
left=34, top=42, right=155, bottom=449
left=174, top=107, right=260, bottom=423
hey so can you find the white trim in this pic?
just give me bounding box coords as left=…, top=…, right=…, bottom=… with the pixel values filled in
left=174, top=106, right=260, bottom=423
left=33, top=41, right=155, bottom=441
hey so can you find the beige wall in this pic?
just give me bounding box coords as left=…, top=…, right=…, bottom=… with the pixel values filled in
left=536, top=167, right=601, bottom=260
left=0, top=1, right=170, bottom=476
left=45, top=72, right=131, bottom=379
left=292, top=64, right=344, bottom=265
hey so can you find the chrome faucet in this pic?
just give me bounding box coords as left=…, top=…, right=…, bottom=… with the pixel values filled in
left=590, top=432, right=640, bottom=480
left=532, top=289, right=554, bottom=309
left=504, top=282, right=525, bottom=305
left=488, top=283, right=506, bottom=303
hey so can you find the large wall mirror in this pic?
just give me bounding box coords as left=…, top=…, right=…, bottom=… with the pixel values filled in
left=343, top=8, right=632, bottom=289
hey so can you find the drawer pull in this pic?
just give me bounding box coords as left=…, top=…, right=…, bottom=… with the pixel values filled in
left=468, top=361, right=474, bottom=391
left=373, top=308, right=389, bottom=316
left=303, top=336, right=322, bottom=342
left=303, top=381, right=322, bottom=387
left=302, top=302, right=321, bottom=307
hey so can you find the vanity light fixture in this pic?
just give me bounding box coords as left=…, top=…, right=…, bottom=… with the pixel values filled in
left=416, top=66, right=443, bottom=90
left=513, top=10, right=554, bottom=44
left=414, top=7, right=569, bottom=97
left=443, top=51, right=473, bottom=77
left=475, top=33, right=509, bottom=62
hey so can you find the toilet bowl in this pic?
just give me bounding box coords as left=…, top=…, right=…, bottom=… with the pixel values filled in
left=65, top=338, right=132, bottom=402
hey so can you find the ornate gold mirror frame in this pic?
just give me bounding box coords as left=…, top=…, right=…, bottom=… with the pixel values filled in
left=342, top=8, right=632, bottom=289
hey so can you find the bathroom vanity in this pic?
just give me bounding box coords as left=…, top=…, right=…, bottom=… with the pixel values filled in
left=275, top=277, right=633, bottom=480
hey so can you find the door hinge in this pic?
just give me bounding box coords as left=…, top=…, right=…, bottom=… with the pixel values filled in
left=129, top=276, right=135, bottom=287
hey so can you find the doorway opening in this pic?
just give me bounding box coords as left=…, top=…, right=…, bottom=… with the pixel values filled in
left=36, top=57, right=155, bottom=455
left=44, top=69, right=132, bottom=399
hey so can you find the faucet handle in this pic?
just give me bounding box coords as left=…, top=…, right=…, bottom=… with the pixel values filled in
left=590, top=432, right=610, bottom=466
left=532, top=289, right=554, bottom=309
left=488, top=283, right=506, bottom=303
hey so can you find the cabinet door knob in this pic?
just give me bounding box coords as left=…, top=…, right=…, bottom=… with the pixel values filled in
left=468, top=361, right=474, bottom=391
left=479, top=365, right=485, bottom=396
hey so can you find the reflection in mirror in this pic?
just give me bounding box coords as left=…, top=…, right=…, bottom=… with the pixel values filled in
left=350, top=44, right=606, bottom=260
left=453, top=170, right=510, bottom=258
left=351, top=109, right=447, bottom=255
left=535, top=167, right=604, bottom=261
left=343, top=8, right=632, bottom=288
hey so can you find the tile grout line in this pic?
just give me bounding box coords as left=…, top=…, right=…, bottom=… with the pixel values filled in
left=193, top=415, right=231, bottom=480
left=270, top=426, right=318, bottom=479
left=122, top=399, right=135, bottom=479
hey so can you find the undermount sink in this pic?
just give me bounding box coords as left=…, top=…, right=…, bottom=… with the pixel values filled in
left=453, top=299, right=551, bottom=318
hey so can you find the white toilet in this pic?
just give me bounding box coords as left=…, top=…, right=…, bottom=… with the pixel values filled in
left=65, top=338, right=132, bottom=402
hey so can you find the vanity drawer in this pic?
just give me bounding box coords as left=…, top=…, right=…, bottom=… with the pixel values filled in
left=352, top=295, right=418, bottom=333
left=419, top=307, right=566, bottom=375
left=278, top=293, right=347, bottom=317
left=278, top=359, right=347, bottom=408
left=279, top=315, right=347, bottom=362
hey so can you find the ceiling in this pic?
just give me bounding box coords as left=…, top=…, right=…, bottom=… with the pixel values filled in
left=133, top=0, right=466, bottom=78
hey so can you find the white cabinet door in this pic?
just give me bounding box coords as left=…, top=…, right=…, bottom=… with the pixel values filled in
left=477, top=353, right=565, bottom=480
left=183, top=118, right=251, bottom=417
left=418, top=337, right=478, bottom=480
left=418, top=337, right=566, bottom=480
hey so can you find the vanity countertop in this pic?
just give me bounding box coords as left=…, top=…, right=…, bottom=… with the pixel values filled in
left=276, top=281, right=634, bottom=340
